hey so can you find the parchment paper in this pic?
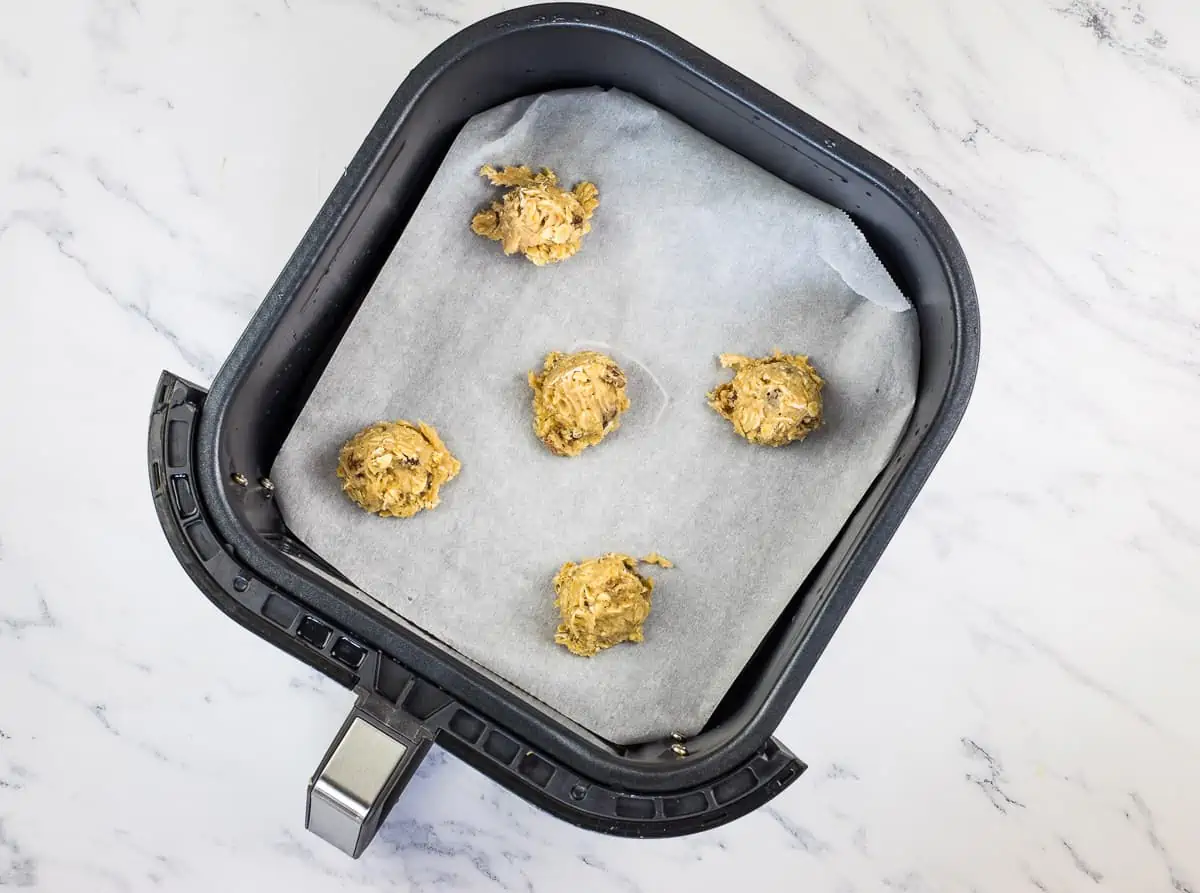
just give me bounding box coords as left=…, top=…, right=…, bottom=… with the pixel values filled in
left=271, top=89, right=919, bottom=744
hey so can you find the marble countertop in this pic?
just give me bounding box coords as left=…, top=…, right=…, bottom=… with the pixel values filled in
left=2, top=0, right=1198, bottom=890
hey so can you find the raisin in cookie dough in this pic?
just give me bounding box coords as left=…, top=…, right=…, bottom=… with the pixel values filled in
left=336, top=421, right=461, bottom=518
left=707, top=351, right=825, bottom=447
left=553, top=553, right=673, bottom=657
left=528, top=350, right=630, bottom=457
left=470, top=164, right=599, bottom=266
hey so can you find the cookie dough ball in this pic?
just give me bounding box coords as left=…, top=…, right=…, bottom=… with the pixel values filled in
left=470, top=164, right=599, bottom=266
left=554, top=554, right=670, bottom=657
left=528, top=350, right=630, bottom=457
left=336, top=421, right=461, bottom=518
left=707, top=352, right=824, bottom=446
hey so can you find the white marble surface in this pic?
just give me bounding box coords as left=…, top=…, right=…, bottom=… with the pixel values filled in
left=1, top=0, right=1198, bottom=889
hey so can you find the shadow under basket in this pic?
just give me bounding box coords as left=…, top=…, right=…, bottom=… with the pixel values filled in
left=147, top=3, right=979, bottom=857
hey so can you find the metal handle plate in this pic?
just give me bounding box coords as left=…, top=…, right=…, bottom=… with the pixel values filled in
left=306, top=690, right=432, bottom=857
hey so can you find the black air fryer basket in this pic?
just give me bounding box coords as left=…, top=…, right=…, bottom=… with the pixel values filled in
left=148, top=4, right=979, bottom=856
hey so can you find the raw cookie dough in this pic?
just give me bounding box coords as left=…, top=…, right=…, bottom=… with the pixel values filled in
left=553, top=553, right=671, bottom=657
left=470, top=164, right=599, bottom=265
left=336, top=421, right=461, bottom=518
left=707, top=351, right=825, bottom=446
left=528, top=350, right=630, bottom=457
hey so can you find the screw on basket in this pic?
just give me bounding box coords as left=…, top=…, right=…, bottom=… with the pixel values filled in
left=231, top=472, right=248, bottom=486
left=259, top=476, right=275, bottom=495
left=669, top=734, right=688, bottom=758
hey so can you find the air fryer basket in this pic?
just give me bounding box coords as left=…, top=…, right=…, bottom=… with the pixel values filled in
left=147, top=3, right=978, bottom=855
